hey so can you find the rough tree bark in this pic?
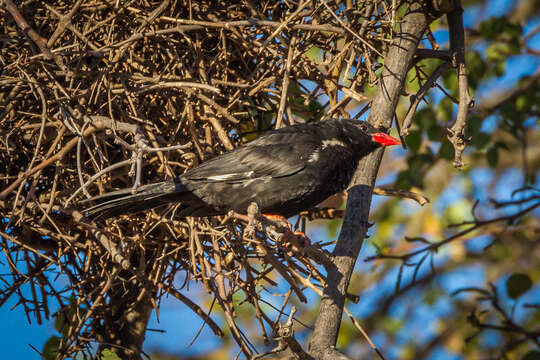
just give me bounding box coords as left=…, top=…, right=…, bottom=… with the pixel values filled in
left=308, top=2, right=448, bottom=359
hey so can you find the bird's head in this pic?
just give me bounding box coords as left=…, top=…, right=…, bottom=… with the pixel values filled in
left=342, top=120, right=401, bottom=149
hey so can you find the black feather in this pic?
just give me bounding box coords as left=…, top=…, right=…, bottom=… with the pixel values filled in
left=80, top=119, right=394, bottom=219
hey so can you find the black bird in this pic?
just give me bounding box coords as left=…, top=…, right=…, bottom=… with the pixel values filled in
left=81, top=118, right=400, bottom=220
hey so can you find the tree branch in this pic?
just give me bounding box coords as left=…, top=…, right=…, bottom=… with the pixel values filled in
left=447, top=0, right=473, bottom=168
left=308, top=2, right=432, bottom=358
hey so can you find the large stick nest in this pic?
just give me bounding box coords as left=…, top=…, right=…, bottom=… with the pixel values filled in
left=0, top=1, right=395, bottom=358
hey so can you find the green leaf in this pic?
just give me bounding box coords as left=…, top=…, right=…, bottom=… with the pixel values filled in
left=479, top=17, right=508, bottom=39
left=486, top=43, right=512, bottom=61
left=515, top=95, right=531, bottom=112
left=494, top=60, right=506, bottom=76
left=506, top=273, right=533, bottom=299
left=442, top=72, right=458, bottom=94
left=439, top=139, right=454, bottom=161
left=427, top=124, right=443, bottom=141
left=504, top=22, right=523, bottom=40
left=495, top=141, right=509, bottom=151
left=54, top=309, right=72, bottom=336
left=486, top=146, right=499, bottom=167
left=415, top=108, right=438, bottom=130
left=437, top=97, right=454, bottom=122
left=405, top=130, right=422, bottom=153
left=471, top=132, right=491, bottom=149
left=466, top=51, right=487, bottom=88
left=380, top=316, right=404, bottom=335
left=101, top=349, right=123, bottom=360
left=466, top=115, right=483, bottom=136
left=522, top=350, right=540, bottom=360
left=396, top=169, right=423, bottom=189
left=42, top=336, right=60, bottom=360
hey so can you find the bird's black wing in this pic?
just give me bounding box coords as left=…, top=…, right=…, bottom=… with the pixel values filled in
left=183, top=131, right=320, bottom=183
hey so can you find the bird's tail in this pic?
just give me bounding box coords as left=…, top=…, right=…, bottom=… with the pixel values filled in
left=80, top=180, right=190, bottom=220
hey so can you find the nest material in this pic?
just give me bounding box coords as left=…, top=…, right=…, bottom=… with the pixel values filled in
left=0, top=1, right=394, bottom=358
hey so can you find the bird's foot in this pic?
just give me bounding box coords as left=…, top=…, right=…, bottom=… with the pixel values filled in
left=262, top=214, right=292, bottom=231
left=281, top=230, right=311, bottom=254
left=261, top=214, right=311, bottom=252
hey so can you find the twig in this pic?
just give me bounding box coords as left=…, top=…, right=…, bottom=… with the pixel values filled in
left=366, top=200, right=540, bottom=261
left=254, top=306, right=315, bottom=360
left=401, top=62, right=451, bottom=135
left=137, top=82, right=221, bottom=94
left=64, top=159, right=132, bottom=206
left=321, top=0, right=384, bottom=58
left=373, top=187, right=430, bottom=206
left=2, top=0, right=66, bottom=70
left=276, top=36, right=296, bottom=129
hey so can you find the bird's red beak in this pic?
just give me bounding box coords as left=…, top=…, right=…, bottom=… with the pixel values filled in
left=372, top=132, right=401, bottom=146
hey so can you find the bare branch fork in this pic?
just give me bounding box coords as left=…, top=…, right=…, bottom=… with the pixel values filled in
left=400, top=0, right=473, bottom=168
left=254, top=306, right=315, bottom=360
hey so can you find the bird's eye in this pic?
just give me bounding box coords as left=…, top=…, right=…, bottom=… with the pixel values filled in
left=360, top=124, right=367, bottom=132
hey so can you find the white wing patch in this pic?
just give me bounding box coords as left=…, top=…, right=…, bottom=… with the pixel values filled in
left=322, top=139, right=346, bottom=149
left=308, top=149, right=320, bottom=163
left=206, top=171, right=254, bottom=181
left=308, top=139, right=347, bottom=163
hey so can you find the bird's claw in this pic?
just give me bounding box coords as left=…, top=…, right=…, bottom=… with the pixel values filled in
left=262, top=214, right=292, bottom=231
left=281, top=230, right=311, bottom=254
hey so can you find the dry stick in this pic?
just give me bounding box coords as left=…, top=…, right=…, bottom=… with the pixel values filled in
left=244, top=265, right=270, bottom=345
left=156, top=282, right=224, bottom=337
left=373, top=187, right=430, bottom=206
left=253, top=237, right=308, bottom=303
left=207, top=249, right=253, bottom=358
left=45, top=0, right=88, bottom=48
left=206, top=116, right=235, bottom=151
left=414, top=48, right=452, bottom=63
left=137, top=81, right=221, bottom=94
left=342, top=307, right=386, bottom=360
left=299, top=186, right=429, bottom=221
left=276, top=36, right=296, bottom=129
left=65, top=159, right=131, bottom=206
left=60, top=269, right=117, bottom=355
left=254, top=306, right=315, bottom=360
left=0, top=231, right=58, bottom=264
left=0, top=116, right=135, bottom=200
left=447, top=1, right=473, bottom=169
left=161, top=18, right=346, bottom=36
left=401, top=61, right=452, bottom=135
left=70, top=210, right=130, bottom=269
left=194, top=91, right=240, bottom=124
left=2, top=0, right=66, bottom=70
left=321, top=0, right=384, bottom=58
left=136, top=0, right=170, bottom=31
left=309, top=3, right=431, bottom=359
left=262, top=0, right=312, bottom=48
left=1, top=129, right=90, bottom=200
